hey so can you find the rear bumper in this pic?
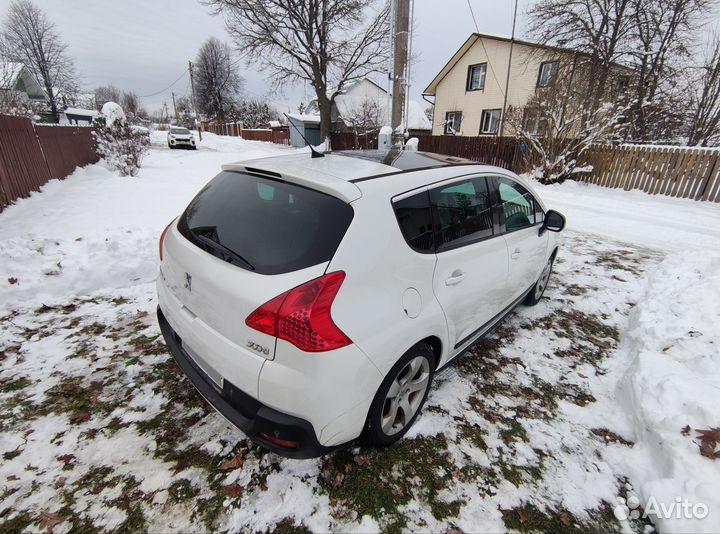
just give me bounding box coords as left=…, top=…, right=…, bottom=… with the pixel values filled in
left=157, top=307, right=342, bottom=458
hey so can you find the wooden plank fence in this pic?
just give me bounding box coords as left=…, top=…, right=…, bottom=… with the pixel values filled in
left=204, top=122, right=290, bottom=145
left=330, top=132, right=524, bottom=171
left=580, top=144, right=720, bottom=202
left=36, top=125, right=98, bottom=179
left=201, top=122, right=720, bottom=203
left=0, top=114, right=98, bottom=210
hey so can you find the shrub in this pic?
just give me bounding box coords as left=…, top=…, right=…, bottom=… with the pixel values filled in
left=93, top=123, right=150, bottom=177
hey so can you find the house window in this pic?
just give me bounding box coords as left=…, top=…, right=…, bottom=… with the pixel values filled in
left=617, top=76, right=630, bottom=93
left=466, top=63, right=487, bottom=91
left=537, top=60, right=559, bottom=87
left=523, top=108, right=547, bottom=136
left=445, top=111, right=462, bottom=135
left=480, top=109, right=501, bottom=135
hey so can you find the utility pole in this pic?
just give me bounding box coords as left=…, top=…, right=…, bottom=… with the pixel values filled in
left=188, top=60, right=202, bottom=141
left=499, top=0, right=518, bottom=137
left=171, top=91, right=178, bottom=121
left=391, top=0, right=410, bottom=145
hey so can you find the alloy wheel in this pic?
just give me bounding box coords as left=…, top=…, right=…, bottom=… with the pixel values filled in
left=381, top=356, right=431, bottom=435
left=535, top=257, right=553, bottom=300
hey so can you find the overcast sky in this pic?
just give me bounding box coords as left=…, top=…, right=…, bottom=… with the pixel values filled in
left=20, top=0, right=716, bottom=114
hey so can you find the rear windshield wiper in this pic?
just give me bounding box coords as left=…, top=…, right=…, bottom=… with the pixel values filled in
left=193, top=234, right=255, bottom=271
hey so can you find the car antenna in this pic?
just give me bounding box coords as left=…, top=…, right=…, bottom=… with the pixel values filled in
left=284, top=113, right=324, bottom=158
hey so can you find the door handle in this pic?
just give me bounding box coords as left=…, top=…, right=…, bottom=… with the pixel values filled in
left=511, top=247, right=521, bottom=259
left=445, top=270, right=466, bottom=286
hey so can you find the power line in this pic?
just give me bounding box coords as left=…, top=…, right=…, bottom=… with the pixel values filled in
left=466, top=0, right=506, bottom=99
left=138, top=69, right=188, bottom=98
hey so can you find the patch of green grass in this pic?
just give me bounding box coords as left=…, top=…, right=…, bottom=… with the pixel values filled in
left=128, top=334, right=166, bottom=356
left=3, top=449, right=21, bottom=460
left=270, top=517, right=312, bottom=534
left=0, top=511, right=34, bottom=532
left=319, top=436, right=462, bottom=528
left=168, top=479, right=198, bottom=503
left=502, top=503, right=622, bottom=533
left=112, top=476, right=147, bottom=533
left=36, top=376, right=118, bottom=423
left=0, top=376, right=30, bottom=393
left=499, top=417, right=529, bottom=444
left=79, top=322, right=107, bottom=336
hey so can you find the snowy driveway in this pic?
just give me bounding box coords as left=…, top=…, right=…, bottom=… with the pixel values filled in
left=1, top=134, right=719, bottom=533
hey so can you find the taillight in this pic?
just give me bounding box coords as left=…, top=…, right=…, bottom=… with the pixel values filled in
left=256, top=433, right=298, bottom=450
left=245, top=271, right=351, bottom=352
left=159, top=219, right=175, bottom=261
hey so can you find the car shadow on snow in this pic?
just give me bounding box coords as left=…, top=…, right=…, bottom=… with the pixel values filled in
left=0, top=232, right=662, bottom=533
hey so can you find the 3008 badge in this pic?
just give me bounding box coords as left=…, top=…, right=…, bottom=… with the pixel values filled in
left=246, top=340, right=270, bottom=355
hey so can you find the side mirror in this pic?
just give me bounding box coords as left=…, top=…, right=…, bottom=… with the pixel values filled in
left=542, top=209, right=566, bottom=233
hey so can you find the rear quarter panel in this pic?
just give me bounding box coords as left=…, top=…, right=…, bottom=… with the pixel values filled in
left=328, top=177, right=450, bottom=375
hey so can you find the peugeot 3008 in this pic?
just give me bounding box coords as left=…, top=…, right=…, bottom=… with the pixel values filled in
left=157, top=149, right=566, bottom=458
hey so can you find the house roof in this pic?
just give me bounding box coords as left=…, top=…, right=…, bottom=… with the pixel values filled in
left=422, top=32, right=627, bottom=96
left=286, top=113, right=321, bottom=124
left=0, top=62, right=24, bottom=88
left=64, top=107, right=98, bottom=117
left=0, top=61, right=46, bottom=99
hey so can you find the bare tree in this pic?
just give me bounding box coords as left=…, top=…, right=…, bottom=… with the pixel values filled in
left=528, top=0, right=634, bottom=112
left=93, top=85, right=121, bottom=109
left=687, top=35, right=720, bottom=146
left=121, top=91, right=139, bottom=115
left=506, top=67, right=627, bottom=183
left=424, top=105, right=434, bottom=122
left=174, top=96, right=195, bottom=128
left=194, top=37, right=244, bottom=121
left=229, top=98, right=278, bottom=128
left=205, top=0, right=390, bottom=139
left=0, top=0, right=76, bottom=120
left=341, top=97, right=383, bottom=147
left=627, top=0, right=713, bottom=141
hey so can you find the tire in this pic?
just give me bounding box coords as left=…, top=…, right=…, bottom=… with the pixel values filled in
left=363, top=342, right=435, bottom=446
left=524, top=253, right=555, bottom=306
left=168, top=143, right=174, bottom=149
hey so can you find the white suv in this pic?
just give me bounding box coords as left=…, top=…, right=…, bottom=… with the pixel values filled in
left=167, top=127, right=196, bottom=149
left=156, top=149, right=565, bottom=458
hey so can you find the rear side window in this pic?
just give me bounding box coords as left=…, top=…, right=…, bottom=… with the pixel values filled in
left=430, top=177, right=494, bottom=250
left=178, top=171, right=353, bottom=275
left=496, top=177, right=538, bottom=232
left=393, top=191, right=434, bottom=253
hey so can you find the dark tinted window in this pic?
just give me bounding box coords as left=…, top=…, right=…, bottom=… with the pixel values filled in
left=170, top=128, right=190, bottom=134
left=179, top=172, right=353, bottom=275
left=393, top=191, right=434, bottom=253
left=430, top=177, right=494, bottom=250
left=496, top=177, right=537, bottom=231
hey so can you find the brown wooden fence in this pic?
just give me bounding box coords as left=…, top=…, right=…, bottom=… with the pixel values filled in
left=0, top=114, right=98, bottom=210
left=36, top=125, right=98, bottom=179
left=580, top=144, right=720, bottom=202
left=204, top=122, right=290, bottom=145
left=329, top=131, right=380, bottom=150
left=329, top=132, right=523, bottom=171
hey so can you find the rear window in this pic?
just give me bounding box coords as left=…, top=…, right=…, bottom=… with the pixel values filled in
left=178, top=171, right=353, bottom=275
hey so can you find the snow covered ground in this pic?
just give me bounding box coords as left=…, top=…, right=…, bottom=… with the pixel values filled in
left=0, top=133, right=719, bottom=533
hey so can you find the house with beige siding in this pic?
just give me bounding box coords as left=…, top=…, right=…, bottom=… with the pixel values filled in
left=422, top=33, right=631, bottom=137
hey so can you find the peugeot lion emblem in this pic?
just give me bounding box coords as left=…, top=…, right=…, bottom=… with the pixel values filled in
left=184, top=272, right=192, bottom=292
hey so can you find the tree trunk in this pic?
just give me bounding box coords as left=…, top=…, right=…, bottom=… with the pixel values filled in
left=316, top=92, right=332, bottom=141
left=45, top=85, right=58, bottom=122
